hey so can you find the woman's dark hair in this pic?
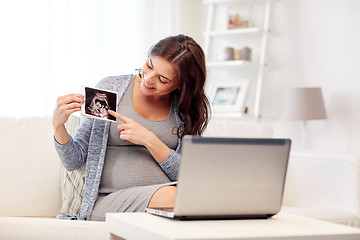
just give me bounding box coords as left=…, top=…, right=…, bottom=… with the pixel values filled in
left=148, top=34, right=210, bottom=137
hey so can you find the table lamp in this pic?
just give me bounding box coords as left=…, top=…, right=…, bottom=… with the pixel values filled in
left=282, top=87, right=327, bottom=149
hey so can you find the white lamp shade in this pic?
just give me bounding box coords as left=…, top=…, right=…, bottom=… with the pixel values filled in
left=282, top=87, right=327, bottom=121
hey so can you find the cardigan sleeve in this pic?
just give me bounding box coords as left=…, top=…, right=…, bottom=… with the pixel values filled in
left=54, top=116, right=93, bottom=171
left=159, top=149, right=181, bottom=181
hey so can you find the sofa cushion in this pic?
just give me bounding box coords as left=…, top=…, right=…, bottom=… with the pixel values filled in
left=203, top=119, right=273, bottom=138
left=282, top=206, right=360, bottom=228
left=0, top=216, right=107, bottom=240
left=0, top=117, right=62, bottom=217
left=283, top=151, right=360, bottom=220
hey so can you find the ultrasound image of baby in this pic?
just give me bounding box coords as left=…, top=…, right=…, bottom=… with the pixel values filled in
left=84, top=87, right=117, bottom=121
left=87, top=92, right=110, bottom=118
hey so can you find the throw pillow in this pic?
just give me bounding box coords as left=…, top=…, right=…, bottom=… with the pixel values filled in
left=58, top=163, right=85, bottom=217
left=57, top=114, right=85, bottom=218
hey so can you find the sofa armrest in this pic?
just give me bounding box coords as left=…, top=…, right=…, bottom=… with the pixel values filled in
left=0, top=117, right=62, bottom=217
left=283, top=150, right=360, bottom=219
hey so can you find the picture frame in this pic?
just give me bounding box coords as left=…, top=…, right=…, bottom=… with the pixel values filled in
left=81, top=86, right=118, bottom=122
left=208, top=79, right=250, bottom=113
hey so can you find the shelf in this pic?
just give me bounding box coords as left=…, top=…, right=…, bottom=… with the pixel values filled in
left=203, top=28, right=262, bottom=37
left=210, top=112, right=263, bottom=121
left=204, top=0, right=265, bottom=5
left=207, top=60, right=259, bottom=68
left=204, top=0, right=273, bottom=119
left=211, top=112, right=246, bottom=118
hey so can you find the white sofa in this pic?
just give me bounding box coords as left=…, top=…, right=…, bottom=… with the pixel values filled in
left=0, top=116, right=359, bottom=239
left=0, top=116, right=108, bottom=240
left=282, top=150, right=360, bottom=227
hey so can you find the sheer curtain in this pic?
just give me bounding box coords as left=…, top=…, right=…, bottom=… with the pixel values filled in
left=0, top=0, right=177, bottom=117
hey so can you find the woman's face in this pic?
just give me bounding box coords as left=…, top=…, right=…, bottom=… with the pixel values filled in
left=140, top=56, right=180, bottom=98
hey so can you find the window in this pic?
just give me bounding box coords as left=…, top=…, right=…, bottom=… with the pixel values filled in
left=0, top=0, right=175, bottom=117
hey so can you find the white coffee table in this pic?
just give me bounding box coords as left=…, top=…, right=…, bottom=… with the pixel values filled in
left=106, top=212, right=360, bottom=240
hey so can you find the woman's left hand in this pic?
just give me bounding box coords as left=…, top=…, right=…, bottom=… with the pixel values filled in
left=108, top=110, right=154, bottom=146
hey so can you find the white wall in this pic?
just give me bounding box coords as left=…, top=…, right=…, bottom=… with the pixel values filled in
left=170, top=0, right=204, bottom=44
left=265, top=0, right=360, bottom=155
left=199, top=0, right=360, bottom=155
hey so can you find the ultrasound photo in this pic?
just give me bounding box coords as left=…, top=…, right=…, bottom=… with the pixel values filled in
left=82, top=86, right=117, bottom=122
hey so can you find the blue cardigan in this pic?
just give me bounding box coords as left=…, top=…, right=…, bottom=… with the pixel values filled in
left=54, top=75, right=184, bottom=220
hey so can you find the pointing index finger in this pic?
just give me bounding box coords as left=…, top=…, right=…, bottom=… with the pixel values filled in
left=108, top=110, right=131, bottom=123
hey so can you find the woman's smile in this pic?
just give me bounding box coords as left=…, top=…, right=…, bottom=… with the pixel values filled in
left=143, top=79, right=155, bottom=89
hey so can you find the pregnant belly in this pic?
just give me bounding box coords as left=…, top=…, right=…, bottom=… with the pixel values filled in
left=99, top=145, right=171, bottom=193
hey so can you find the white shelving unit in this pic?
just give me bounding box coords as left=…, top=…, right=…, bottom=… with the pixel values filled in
left=203, top=27, right=262, bottom=37
left=203, top=0, right=273, bottom=120
left=206, top=60, right=259, bottom=68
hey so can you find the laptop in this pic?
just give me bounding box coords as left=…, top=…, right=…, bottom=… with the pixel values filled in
left=146, top=136, right=291, bottom=220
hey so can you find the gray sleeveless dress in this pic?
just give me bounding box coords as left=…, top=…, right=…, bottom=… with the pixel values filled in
left=91, top=78, right=178, bottom=221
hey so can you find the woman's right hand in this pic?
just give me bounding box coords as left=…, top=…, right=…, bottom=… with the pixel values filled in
left=53, top=94, right=84, bottom=127
left=53, top=94, right=84, bottom=144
